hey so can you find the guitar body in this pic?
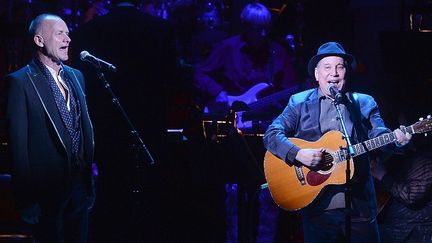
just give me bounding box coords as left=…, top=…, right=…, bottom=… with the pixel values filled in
left=263, top=116, right=432, bottom=211
left=264, top=131, right=354, bottom=211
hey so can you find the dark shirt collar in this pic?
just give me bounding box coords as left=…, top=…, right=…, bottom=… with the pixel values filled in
left=318, top=86, right=350, bottom=104
left=317, top=87, right=328, bottom=101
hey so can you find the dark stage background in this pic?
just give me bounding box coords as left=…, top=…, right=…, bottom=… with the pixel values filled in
left=0, top=0, right=431, bottom=242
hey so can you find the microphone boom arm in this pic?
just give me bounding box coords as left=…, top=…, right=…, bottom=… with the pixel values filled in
left=95, top=70, right=155, bottom=165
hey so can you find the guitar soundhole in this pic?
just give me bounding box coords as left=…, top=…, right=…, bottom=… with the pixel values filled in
left=306, top=171, right=331, bottom=186
left=319, top=163, right=333, bottom=172
left=317, top=152, right=334, bottom=172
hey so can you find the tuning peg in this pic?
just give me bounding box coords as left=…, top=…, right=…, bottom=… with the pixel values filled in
left=419, top=117, right=424, bottom=121
left=427, top=115, right=431, bottom=119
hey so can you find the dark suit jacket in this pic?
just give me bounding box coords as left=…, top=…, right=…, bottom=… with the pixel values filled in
left=6, top=59, right=94, bottom=209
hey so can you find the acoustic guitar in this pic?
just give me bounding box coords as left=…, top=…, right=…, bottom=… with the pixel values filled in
left=263, top=116, right=432, bottom=211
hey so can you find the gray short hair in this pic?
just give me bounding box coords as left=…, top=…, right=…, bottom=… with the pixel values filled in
left=28, top=13, right=62, bottom=36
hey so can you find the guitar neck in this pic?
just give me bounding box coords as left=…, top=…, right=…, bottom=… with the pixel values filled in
left=349, top=125, right=415, bottom=158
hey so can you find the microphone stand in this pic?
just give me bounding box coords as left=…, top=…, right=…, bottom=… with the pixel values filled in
left=95, top=70, right=155, bottom=166
left=94, top=69, right=155, bottom=242
left=333, top=98, right=355, bottom=243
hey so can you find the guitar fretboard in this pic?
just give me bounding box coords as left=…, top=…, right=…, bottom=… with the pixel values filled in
left=334, top=125, right=415, bottom=162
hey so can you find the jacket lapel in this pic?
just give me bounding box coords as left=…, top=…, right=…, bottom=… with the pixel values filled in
left=303, top=89, right=322, bottom=137
left=346, top=93, right=364, bottom=141
left=26, top=60, right=71, bottom=157
left=63, top=65, right=95, bottom=161
left=344, top=103, right=354, bottom=139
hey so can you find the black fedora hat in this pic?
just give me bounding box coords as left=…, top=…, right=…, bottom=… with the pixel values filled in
left=307, top=42, right=356, bottom=77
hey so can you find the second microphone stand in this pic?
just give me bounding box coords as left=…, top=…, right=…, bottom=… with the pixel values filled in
left=96, top=70, right=155, bottom=166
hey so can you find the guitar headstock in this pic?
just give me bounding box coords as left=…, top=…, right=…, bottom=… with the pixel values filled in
left=413, top=115, right=432, bottom=135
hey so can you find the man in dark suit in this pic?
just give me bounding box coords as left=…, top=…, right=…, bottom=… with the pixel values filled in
left=5, top=14, right=94, bottom=243
left=71, top=0, right=176, bottom=241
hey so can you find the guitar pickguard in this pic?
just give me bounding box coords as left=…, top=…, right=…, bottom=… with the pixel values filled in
left=306, top=171, right=331, bottom=186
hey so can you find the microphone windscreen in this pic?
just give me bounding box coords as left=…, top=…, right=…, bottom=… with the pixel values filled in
left=329, top=85, right=338, bottom=97
left=80, top=51, right=90, bottom=61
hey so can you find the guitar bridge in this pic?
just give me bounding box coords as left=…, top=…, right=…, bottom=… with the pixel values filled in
left=294, top=165, right=306, bottom=185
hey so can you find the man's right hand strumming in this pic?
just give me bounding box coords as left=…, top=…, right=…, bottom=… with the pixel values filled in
left=295, top=148, right=326, bottom=168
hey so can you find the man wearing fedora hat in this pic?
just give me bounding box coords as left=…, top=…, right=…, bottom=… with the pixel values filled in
left=264, top=41, right=412, bottom=242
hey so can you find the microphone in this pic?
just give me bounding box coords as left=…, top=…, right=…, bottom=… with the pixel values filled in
left=80, top=51, right=117, bottom=72
left=329, top=85, right=343, bottom=103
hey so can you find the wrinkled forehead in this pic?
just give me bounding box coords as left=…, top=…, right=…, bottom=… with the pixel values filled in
left=317, top=56, right=345, bottom=66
